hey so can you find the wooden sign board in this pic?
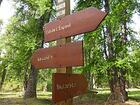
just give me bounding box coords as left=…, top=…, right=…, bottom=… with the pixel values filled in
left=56, top=2, right=65, bottom=11
left=52, top=73, right=88, bottom=103
left=44, top=7, right=107, bottom=42
left=31, top=41, right=83, bottom=69
left=56, top=9, right=65, bottom=17
left=56, top=0, right=64, bottom=4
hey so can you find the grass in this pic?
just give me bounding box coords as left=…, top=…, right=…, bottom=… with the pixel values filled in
left=127, top=88, right=140, bottom=101
left=74, top=88, right=140, bottom=105
left=0, top=92, right=52, bottom=105
left=0, top=98, right=52, bottom=105
left=0, top=88, right=140, bottom=105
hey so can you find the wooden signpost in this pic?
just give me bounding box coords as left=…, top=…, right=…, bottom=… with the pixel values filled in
left=31, top=0, right=107, bottom=104
left=31, top=41, right=83, bottom=69
left=52, top=73, right=88, bottom=103
left=44, top=7, right=107, bottom=42
left=56, top=1, right=65, bottom=17
left=56, top=0, right=66, bottom=17
left=55, top=0, right=73, bottom=105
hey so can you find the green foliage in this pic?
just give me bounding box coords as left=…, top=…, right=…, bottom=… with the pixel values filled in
left=76, top=0, right=140, bottom=87
left=0, top=0, right=52, bottom=90
left=0, top=0, right=140, bottom=94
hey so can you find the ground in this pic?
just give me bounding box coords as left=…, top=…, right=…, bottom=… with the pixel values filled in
left=74, top=88, right=140, bottom=105
left=0, top=88, right=140, bottom=105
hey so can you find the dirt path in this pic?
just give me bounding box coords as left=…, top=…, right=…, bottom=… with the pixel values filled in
left=0, top=98, right=140, bottom=105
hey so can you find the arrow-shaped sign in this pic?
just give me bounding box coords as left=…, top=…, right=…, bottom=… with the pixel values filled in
left=31, top=41, right=83, bottom=69
left=44, top=7, right=107, bottom=42
left=52, top=73, right=88, bottom=103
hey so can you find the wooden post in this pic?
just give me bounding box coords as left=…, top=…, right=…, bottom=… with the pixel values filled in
left=56, top=0, right=72, bottom=105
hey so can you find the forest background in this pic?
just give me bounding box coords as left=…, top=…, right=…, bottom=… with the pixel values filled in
left=0, top=0, right=140, bottom=105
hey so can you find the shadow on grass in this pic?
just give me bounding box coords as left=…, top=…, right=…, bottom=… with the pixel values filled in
left=128, top=90, right=140, bottom=102
left=74, top=89, right=140, bottom=105
left=95, top=93, right=110, bottom=102
left=73, top=92, right=110, bottom=105
left=0, top=98, right=52, bottom=105
left=0, top=92, right=52, bottom=105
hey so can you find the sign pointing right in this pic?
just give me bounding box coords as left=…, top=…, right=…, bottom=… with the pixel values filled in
left=44, top=7, right=107, bottom=42
left=52, top=73, right=88, bottom=103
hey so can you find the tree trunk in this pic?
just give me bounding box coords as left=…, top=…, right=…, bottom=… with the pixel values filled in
left=104, top=0, right=128, bottom=102
left=0, top=68, right=7, bottom=91
left=89, top=73, right=93, bottom=90
left=119, top=69, right=128, bottom=101
left=24, top=65, right=38, bottom=98
left=23, top=68, right=28, bottom=92
left=23, top=3, right=52, bottom=98
left=0, top=0, right=2, bottom=6
left=90, top=73, right=96, bottom=89
left=108, top=68, right=128, bottom=102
